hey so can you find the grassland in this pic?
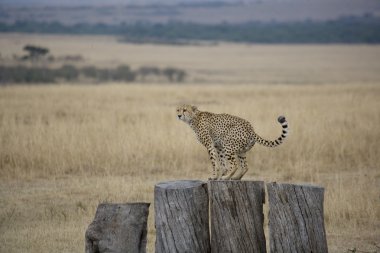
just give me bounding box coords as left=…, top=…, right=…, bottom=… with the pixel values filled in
left=0, top=34, right=380, bottom=252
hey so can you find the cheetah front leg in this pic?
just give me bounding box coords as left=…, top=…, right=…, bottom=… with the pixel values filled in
left=207, top=146, right=220, bottom=180
left=220, top=152, right=239, bottom=180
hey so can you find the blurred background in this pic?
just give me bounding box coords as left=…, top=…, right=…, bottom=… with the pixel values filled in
left=0, top=1, right=379, bottom=252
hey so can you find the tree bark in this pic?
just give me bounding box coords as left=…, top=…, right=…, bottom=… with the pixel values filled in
left=267, top=182, right=328, bottom=253
left=154, top=180, right=210, bottom=253
left=85, top=203, right=150, bottom=253
left=208, top=180, right=266, bottom=253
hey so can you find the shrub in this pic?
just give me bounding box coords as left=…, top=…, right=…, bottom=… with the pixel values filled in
left=56, top=65, right=79, bottom=81
left=0, top=64, right=186, bottom=84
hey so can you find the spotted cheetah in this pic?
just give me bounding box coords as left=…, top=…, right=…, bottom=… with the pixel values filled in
left=176, top=104, right=288, bottom=180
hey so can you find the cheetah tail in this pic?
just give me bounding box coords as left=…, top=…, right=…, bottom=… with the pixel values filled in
left=254, top=116, right=289, bottom=147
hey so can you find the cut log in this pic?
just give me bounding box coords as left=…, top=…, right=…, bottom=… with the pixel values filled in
left=85, top=203, right=150, bottom=253
left=208, top=180, right=266, bottom=253
left=267, top=182, right=328, bottom=253
left=155, top=180, right=210, bottom=253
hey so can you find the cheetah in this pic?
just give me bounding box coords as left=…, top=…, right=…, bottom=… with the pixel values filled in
left=176, top=104, right=288, bottom=180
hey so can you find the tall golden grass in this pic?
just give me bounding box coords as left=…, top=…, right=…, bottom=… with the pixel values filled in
left=0, top=83, right=379, bottom=252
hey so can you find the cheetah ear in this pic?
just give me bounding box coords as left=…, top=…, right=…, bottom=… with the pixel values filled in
left=191, top=105, right=198, bottom=111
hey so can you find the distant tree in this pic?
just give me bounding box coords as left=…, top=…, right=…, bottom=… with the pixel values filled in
left=163, top=68, right=186, bottom=82
left=56, top=65, right=79, bottom=81
left=113, top=65, right=136, bottom=82
left=137, top=66, right=161, bottom=81
left=0, top=66, right=55, bottom=84
left=96, top=69, right=111, bottom=81
left=23, top=45, right=49, bottom=61
left=81, top=66, right=98, bottom=78
left=175, top=69, right=186, bottom=82
left=0, top=64, right=186, bottom=84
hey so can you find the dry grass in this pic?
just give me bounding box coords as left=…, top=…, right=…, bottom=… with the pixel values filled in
left=0, top=33, right=380, bottom=252
left=0, top=84, right=379, bottom=252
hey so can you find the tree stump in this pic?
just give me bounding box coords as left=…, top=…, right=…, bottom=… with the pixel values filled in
left=267, top=182, right=328, bottom=253
left=85, top=203, right=150, bottom=253
left=208, top=180, right=266, bottom=253
left=154, top=180, right=210, bottom=253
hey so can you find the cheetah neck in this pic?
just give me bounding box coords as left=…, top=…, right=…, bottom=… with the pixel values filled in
left=188, top=117, right=199, bottom=131
left=188, top=111, right=207, bottom=133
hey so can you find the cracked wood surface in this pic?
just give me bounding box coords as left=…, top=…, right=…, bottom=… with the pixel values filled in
left=154, top=180, right=210, bottom=253
left=267, top=182, right=328, bottom=253
left=208, top=180, right=266, bottom=253
left=85, top=203, right=150, bottom=253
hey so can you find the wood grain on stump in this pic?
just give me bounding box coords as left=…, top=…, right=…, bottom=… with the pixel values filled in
left=267, top=182, right=328, bottom=253
left=154, top=180, right=210, bottom=253
left=208, top=180, right=266, bottom=253
left=85, top=203, right=150, bottom=253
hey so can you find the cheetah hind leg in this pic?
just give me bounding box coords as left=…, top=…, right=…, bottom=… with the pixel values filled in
left=208, top=147, right=220, bottom=180
left=220, top=153, right=239, bottom=180
left=231, top=154, right=248, bottom=180
left=216, top=148, right=227, bottom=179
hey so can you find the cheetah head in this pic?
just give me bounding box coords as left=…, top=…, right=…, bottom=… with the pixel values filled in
left=176, top=104, right=199, bottom=123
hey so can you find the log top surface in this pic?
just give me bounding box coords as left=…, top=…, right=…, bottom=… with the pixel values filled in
left=267, top=182, right=324, bottom=190
left=208, top=180, right=264, bottom=183
left=156, top=180, right=205, bottom=189
left=98, top=202, right=150, bottom=207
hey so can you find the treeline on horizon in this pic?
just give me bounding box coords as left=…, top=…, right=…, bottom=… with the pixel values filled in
left=0, top=65, right=186, bottom=84
left=0, top=15, right=380, bottom=43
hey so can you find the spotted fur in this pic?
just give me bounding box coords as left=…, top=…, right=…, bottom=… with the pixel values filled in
left=176, top=104, right=288, bottom=180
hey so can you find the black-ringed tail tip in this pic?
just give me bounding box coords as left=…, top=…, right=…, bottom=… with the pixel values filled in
left=278, top=115, right=289, bottom=140
left=252, top=115, right=289, bottom=147
left=277, top=115, right=286, bottom=124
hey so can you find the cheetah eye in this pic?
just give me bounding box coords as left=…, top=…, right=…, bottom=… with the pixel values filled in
left=183, top=109, right=187, bottom=112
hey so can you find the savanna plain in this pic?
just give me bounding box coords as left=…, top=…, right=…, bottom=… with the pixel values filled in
left=0, top=34, right=380, bottom=253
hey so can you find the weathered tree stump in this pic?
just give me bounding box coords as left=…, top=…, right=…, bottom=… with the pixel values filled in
left=85, top=203, right=150, bottom=253
left=155, top=180, right=210, bottom=253
left=267, top=182, right=328, bottom=253
left=208, top=180, right=266, bottom=253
